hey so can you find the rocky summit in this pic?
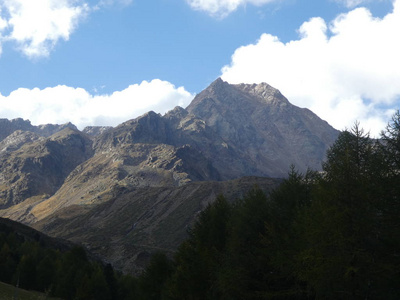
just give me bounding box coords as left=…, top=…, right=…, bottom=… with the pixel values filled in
left=0, top=78, right=339, bottom=273
left=187, top=78, right=338, bottom=177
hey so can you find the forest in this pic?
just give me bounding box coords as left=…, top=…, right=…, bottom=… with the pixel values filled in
left=1, top=111, right=400, bottom=299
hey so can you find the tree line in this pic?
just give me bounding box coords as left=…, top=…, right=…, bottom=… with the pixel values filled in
left=1, top=111, right=400, bottom=299
left=0, top=226, right=136, bottom=299
left=136, top=111, right=400, bottom=299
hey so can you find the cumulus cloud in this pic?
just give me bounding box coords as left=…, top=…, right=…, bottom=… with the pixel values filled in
left=186, top=0, right=278, bottom=18
left=0, top=0, right=89, bottom=58
left=221, top=0, right=400, bottom=136
left=0, top=80, right=194, bottom=129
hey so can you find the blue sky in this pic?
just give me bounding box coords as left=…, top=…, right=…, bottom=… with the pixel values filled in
left=0, top=0, right=399, bottom=136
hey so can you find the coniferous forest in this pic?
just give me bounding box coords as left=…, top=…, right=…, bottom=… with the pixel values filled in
left=1, top=111, right=400, bottom=299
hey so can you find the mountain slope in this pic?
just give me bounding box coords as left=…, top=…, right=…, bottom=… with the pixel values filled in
left=0, top=128, right=93, bottom=213
left=0, top=78, right=339, bottom=274
left=33, top=176, right=281, bottom=274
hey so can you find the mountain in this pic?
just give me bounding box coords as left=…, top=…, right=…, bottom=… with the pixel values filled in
left=0, top=78, right=339, bottom=273
left=0, top=118, right=78, bottom=140
left=0, top=128, right=93, bottom=211
left=187, top=78, right=337, bottom=176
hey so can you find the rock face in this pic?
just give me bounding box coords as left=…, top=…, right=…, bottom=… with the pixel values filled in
left=0, top=78, right=339, bottom=273
left=187, top=78, right=338, bottom=177
left=82, top=126, right=112, bottom=137
left=0, top=128, right=93, bottom=210
left=0, top=118, right=78, bottom=141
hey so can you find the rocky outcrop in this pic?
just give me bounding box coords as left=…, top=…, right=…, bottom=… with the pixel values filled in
left=0, top=128, right=93, bottom=209
left=0, top=130, right=43, bottom=156
left=35, top=122, right=79, bottom=137
left=82, top=126, right=113, bottom=137
left=0, top=118, right=78, bottom=142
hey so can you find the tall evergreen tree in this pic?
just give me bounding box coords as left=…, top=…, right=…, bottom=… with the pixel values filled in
left=264, top=167, right=317, bottom=299
left=218, top=188, right=274, bottom=300
left=295, top=123, right=399, bottom=299
left=138, top=252, right=174, bottom=300
left=167, top=195, right=231, bottom=300
left=374, top=110, right=400, bottom=298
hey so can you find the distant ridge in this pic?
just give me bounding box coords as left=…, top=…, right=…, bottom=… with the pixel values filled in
left=0, top=118, right=78, bottom=141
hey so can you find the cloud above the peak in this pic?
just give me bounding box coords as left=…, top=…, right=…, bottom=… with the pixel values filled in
left=186, top=0, right=279, bottom=18
left=221, top=0, right=400, bottom=136
left=0, top=0, right=89, bottom=58
left=0, top=80, right=194, bottom=129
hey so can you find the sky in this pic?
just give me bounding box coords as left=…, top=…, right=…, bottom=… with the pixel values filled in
left=0, top=0, right=399, bottom=137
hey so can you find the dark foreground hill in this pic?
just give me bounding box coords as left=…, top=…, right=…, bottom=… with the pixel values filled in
left=0, top=216, right=73, bottom=251
left=0, top=78, right=339, bottom=273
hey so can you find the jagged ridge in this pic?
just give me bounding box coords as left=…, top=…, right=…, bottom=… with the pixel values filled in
left=0, top=78, right=339, bottom=273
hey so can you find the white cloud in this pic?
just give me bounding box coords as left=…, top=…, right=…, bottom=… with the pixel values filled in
left=0, top=7, right=8, bottom=55
left=0, top=0, right=89, bottom=58
left=334, top=0, right=368, bottom=8
left=333, top=0, right=387, bottom=9
left=0, top=9, right=7, bottom=30
left=95, top=0, right=133, bottom=8
left=0, top=80, right=194, bottom=129
left=221, top=0, right=400, bottom=137
left=186, top=0, right=278, bottom=18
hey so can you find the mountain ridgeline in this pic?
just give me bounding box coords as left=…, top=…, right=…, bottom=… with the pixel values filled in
left=0, top=78, right=339, bottom=273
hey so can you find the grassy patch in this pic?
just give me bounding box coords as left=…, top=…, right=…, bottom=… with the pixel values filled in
left=0, top=281, right=61, bottom=300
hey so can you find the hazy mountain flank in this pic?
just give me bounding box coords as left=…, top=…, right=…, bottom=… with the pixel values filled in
left=0, top=78, right=339, bottom=273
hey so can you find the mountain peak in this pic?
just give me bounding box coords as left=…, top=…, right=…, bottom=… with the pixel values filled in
left=204, top=77, right=231, bottom=93
left=233, top=82, right=285, bottom=103
left=192, top=78, right=287, bottom=108
left=209, top=77, right=224, bottom=86
left=187, top=78, right=288, bottom=118
left=186, top=78, right=338, bottom=177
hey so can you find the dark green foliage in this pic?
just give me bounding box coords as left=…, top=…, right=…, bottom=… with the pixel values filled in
left=138, top=114, right=400, bottom=299
left=381, top=110, right=400, bottom=171
left=0, top=225, right=137, bottom=300
left=138, top=252, right=174, bottom=300
left=162, top=186, right=311, bottom=300
left=220, top=188, right=272, bottom=299
left=17, top=253, right=37, bottom=290
left=104, top=263, right=118, bottom=300
left=295, top=125, right=378, bottom=298
left=36, top=251, right=56, bottom=292
left=293, top=122, right=400, bottom=299
left=0, top=241, right=18, bottom=283
left=262, top=167, right=317, bottom=299
left=166, top=195, right=231, bottom=300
